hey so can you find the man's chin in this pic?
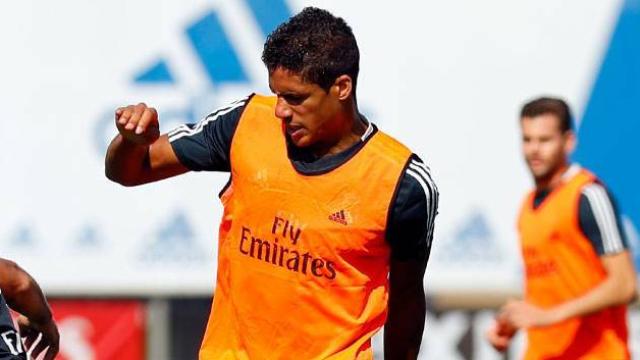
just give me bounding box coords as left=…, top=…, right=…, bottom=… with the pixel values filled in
left=290, top=135, right=315, bottom=149
left=532, top=169, right=555, bottom=183
left=528, top=166, right=549, bottom=179
left=290, top=139, right=310, bottom=148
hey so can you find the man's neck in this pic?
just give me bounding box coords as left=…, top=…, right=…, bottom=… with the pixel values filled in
left=312, top=107, right=367, bottom=159
left=535, top=163, right=571, bottom=192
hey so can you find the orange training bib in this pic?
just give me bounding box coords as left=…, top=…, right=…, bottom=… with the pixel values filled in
left=199, top=95, right=412, bottom=360
left=518, top=168, right=628, bottom=360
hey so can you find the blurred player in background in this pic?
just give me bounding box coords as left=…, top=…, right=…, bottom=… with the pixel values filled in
left=105, top=7, right=438, bottom=359
left=487, top=97, right=636, bottom=359
left=0, top=258, right=59, bottom=360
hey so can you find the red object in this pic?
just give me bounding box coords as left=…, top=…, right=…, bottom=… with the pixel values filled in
left=49, top=300, right=145, bottom=360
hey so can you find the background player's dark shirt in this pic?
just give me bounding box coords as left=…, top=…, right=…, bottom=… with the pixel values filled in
left=533, top=180, right=628, bottom=256
left=0, top=294, right=26, bottom=359
left=168, top=95, right=438, bottom=262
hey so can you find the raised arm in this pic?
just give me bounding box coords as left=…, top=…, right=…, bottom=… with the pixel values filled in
left=105, top=103, right=188, bottom=186
left=0, top=258, right=59, bottom=360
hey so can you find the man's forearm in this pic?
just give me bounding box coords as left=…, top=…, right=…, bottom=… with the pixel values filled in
left=384, top=289, right=426, bottom=359
left=553, top=270, right=636, bottom=322
left=104, top=134, right=150, bottom=186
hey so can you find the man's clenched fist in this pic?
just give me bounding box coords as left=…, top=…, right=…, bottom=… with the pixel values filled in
left=115, top=103, right=160, bottom=145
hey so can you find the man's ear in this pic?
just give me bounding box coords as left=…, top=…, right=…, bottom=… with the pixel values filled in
left=332, top=75, right=353, bottom=101
left=564, top=130, right=577, bottom=155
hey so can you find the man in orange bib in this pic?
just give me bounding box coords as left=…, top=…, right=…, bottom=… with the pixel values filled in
left=486, top=97, right=637, bottom=359
left=105, top=7, right=438, bottom=359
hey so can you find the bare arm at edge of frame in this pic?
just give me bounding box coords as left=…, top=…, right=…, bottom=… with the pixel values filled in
left=0, top=258, right=59, bottom=360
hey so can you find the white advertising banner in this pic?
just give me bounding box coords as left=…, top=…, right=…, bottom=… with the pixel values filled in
left=1, top=0, right=636, bottom=295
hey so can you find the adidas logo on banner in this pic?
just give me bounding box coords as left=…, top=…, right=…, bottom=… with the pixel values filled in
left=93, top=0, right=293, bottom=155
left=328, top=210, right=351, bottom=225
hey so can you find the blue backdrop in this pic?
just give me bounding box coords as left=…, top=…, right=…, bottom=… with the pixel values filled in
left=575, top=0, right=640, bottom=267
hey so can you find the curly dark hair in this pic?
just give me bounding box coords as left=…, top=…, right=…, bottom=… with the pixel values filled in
left=262, top=7, right=360, bottom=92
left=521, top=97, right=574, bottom=133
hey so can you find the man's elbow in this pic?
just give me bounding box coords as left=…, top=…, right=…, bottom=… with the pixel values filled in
left=621, top=277, right=638, bottom=304
left=612, top=270, right=638, bottom=305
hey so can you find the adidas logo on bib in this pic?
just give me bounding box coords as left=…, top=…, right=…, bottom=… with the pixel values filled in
left=328, top=210, right=351, bottom=226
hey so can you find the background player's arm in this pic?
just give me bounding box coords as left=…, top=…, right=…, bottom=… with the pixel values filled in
left=0, top=258, right=59, bottom=360
left=384, top=155, right=438, bottom=359
left=502, top=252, right=636, bottom=328
left=501, top=184, right=637, bottom=328
left=553, top=251, right=636, bottom=316
left=105, top=103, right=189, bottom=186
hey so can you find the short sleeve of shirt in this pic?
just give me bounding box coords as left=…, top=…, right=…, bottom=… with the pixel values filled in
left=579, top=183, right=629, bottom=256
left=168, top=95, right=251, bottom=172
left=386, top=154, right=439, bottom=262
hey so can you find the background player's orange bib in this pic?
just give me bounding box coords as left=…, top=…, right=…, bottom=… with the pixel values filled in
left=518, top=168, right=629, bottom=360
left=199, top=95, right=412, bottom=359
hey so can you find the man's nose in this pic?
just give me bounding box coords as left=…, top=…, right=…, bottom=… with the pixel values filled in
left=275, top=98, right=292, bottom=119
left=526, top=141, right=541, bottom=154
